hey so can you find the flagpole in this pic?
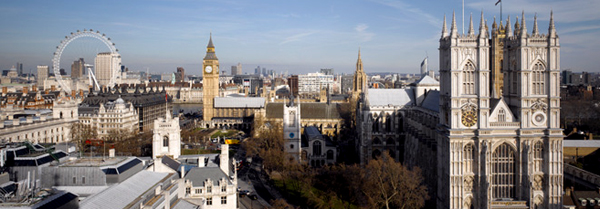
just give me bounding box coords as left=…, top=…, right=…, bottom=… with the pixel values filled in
left=500, top=0, right=502, bottom=22
left=462, top=0, right=465, bottom=34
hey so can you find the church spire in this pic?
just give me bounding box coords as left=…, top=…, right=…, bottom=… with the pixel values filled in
left=492, top=16, right=497, bottom=30
left=520, top=11, right=528, bottom=38
left=478, top=11, right=486, bottom=37
left=549, top=10, right=557, bottom=37
left=442, top=14, right=448, bottom=38
left=451, top=11, right=458, bottom=37
left=468, top=13, right=474, bottom=36
left=514, top=16, right=520, bottom=36
left=532, top=13, right=539, bottom=36
left=505, top=15, right=512, bottom=37
left=356, top=48, right=363, bottom=72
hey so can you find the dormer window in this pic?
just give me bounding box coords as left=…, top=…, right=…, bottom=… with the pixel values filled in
left=498, top=108, right=506, bottom=122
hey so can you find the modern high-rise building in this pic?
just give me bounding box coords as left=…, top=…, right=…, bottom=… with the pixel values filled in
left=231, top=63, right=242, bottom=75
left=95, top=52, right=121, bottom=87
left=320, top=68, right=334, bottom=76
left=176, top=67, right=185, bottom=82
left=71, top=58, right=85, bottom=80
left=37, top=65, right=48, bottom=88
left=298, top=72, right=334, bottom=94
left=16, top=62, right=23, bottom=77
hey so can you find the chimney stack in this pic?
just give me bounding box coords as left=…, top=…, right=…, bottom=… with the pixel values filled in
left=51, top=85, right=56, bottom=91
left=220, top=144, right=229, bottom=175
left=79, top=89, right=84, bottom=97
left=2, top=87, right=7, bottom=96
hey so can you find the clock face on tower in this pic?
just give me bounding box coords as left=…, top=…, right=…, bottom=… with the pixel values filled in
left=205, top=66, right=213, bottom=73
left=289, top=132, right=295, bottom=139
left=461, top=110, right=477, bottom=127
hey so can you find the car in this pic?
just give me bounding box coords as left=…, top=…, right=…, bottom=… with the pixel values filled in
left=247, top=194, right=258, bottom=200
left=239, top=190, right=251, bottom=197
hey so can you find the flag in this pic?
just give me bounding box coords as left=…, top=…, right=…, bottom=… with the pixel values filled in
left=165, top=93, right=168, bottom=102
left=495, top=0, right=501, bottom=6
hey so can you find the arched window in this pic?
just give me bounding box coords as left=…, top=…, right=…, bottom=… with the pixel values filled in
left=372, top=137, right=382, bottom=145
left=492, top=143, right=515, bottom=199
left=532, top=62, right=546, bottom=95
left=464, top=144, right=474, bottom=174
left=163, top=136, right=169, bottom=147
left=534, top=141, right=543, bottom=172
left=326, top=150, right=334, bottom=160
left=313, top=141, right=322, bottom=156
left=385, top=115, right=392, bottom=132
left=498, top=108, right=506, bottom=122
left=462, top=62, right=476, bottom=95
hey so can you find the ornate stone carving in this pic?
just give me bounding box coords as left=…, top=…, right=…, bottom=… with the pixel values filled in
left=464, top=196, right=473, bottom=208
left=534, top=195, right=544, bottom=206
left=531, top=98, right=548, bottom=112
left=533, top=174, right=544, bottom=190
left=464, top=175, right=474, bottom=191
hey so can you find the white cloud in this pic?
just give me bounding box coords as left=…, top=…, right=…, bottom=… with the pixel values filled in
left=279, top=31, right=317, bottom=45
left=355, top=24, right=369, bottom=32
left=369, top=0, right=441, bottom=27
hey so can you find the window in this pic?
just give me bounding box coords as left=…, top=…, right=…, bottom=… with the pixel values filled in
left=195, top=189, right=201, bottom=194
left=492, top=143, right=515, bottom=199
left=498, top=108, right=506, bottom=122
left=72, top=177, right=77, bottom=184
left=207, top=186, right=212, bottom=193
left=82, top=176, right=85, bottom=184
left=288, top=111, right=296, bottom=127
left=221, top=185, right=226, bottom=192
left=163, top=136, right=169, bottom=147
left=207, top=197, right=212, bottom=205
left=221, top=196, right=227, bottom=204
left=313, top=141, right=322, bottom=156
left=462, top=62, right=476, bottom=95
left=534, top=141, right=543, bottom=172
left=186, top=187, right=191, bottom=194
left=327, top=150, right=334, bottom=160
left=532, top=62, right=546, bottom=95
left=464, top=144, right=474, bottom=174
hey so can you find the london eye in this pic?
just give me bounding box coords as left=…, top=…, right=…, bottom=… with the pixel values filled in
left=52, top=29, right=120, bottom=93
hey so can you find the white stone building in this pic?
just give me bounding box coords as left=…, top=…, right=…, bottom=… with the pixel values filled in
left=152, top=111, right=181, bottom=159
left=78, top=97, right=139, bottom=139
left=435, top=11, right=562, bottom=208
left=95, top=52, right=121, bottom=87
left=0, top=101, right=78, bottom=143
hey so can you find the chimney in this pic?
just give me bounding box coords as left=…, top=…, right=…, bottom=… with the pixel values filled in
left=2, top=87, right=7, bottom=96
left=220, top=144, right=229, bottom=175
left=26, top=116, right=32, bottom=124
left=22, top=87, right=28, bottom=95
left=45, top=89, right=49, bottom=94
left=79, top=89, right=84, bottom=97
left=180, top=165, right=185, bottom=178
left=32, top=85, right=37, bottom=92
left=198, top=156, right=205, bottom=167
left=566, top=187, right=572, bottom=196
left=51, top=85, right=56, bottom=91
left=71, top=90, right=76, bottom=98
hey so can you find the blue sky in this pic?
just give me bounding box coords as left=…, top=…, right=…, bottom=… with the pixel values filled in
left=0, top=0, right=598, bottom=75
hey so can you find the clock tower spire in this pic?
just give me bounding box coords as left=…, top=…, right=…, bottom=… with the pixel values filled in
left=202, top=34, right=220, bottom=123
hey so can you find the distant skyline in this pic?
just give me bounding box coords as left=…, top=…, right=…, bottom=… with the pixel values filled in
left=1, top=0, right=598, bottom=75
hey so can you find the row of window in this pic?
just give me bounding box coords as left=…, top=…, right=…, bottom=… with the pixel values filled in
left=462, top=62, right=546, bottom=95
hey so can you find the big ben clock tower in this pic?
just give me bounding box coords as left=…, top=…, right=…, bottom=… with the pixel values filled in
left=202, top=34, right=219, bottom=122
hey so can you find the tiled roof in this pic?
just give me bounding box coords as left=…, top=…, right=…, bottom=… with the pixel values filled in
left=415, top=75, right=439, bottom=86
left=184, top=167, right=230, bottom=187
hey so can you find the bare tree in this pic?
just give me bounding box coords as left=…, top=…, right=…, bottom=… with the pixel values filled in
left=70, top=123, right=98, bottom=154
left=362, top=152, right=428, bottom=209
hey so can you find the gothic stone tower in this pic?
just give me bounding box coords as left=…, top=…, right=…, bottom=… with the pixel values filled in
left=202, top=34, right=220, bottom=122
left=283, top=95, right=301, bottom=161
left=152, top=112, right=181, bottom=159
left=352, top=49, right=367, bottom=100
left=490, top=17, right=506, bottom=98
left=438, top=11, right=562, bottom=209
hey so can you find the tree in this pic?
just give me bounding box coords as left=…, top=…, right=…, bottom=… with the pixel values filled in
left=362, top=152, right=428, bottom=209
left=244, top=113, right=286, bottom=174
left=70, top=123, right=98, bottom=155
